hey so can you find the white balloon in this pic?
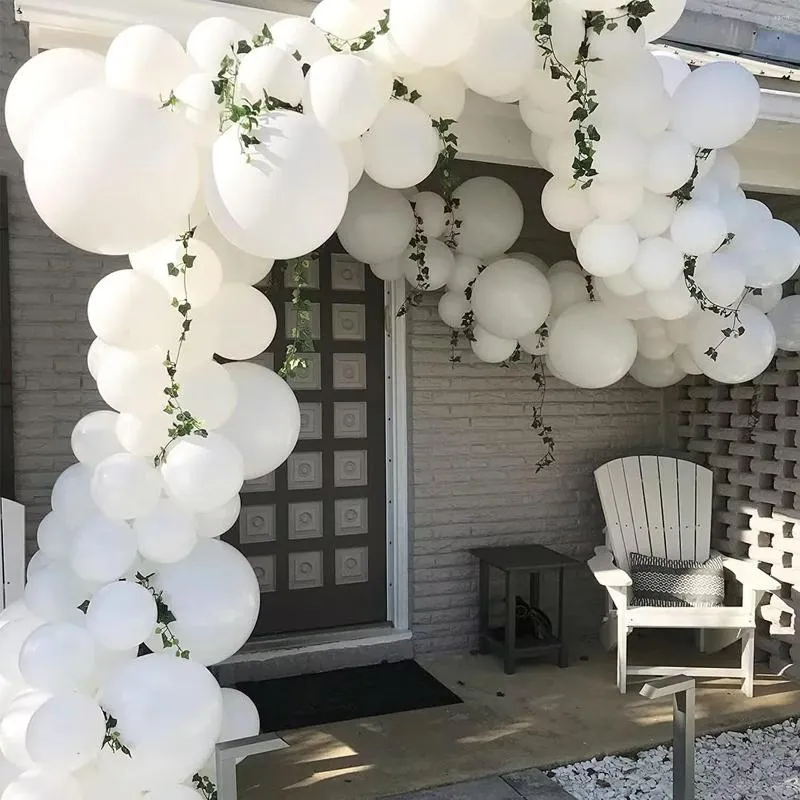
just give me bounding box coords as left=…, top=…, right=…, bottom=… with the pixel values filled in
left=186, top=17, right=251, bottom=73
left=637, top=330, right=676, bottom=360
left=204, top=284, right=277, bottom=361
left=548, top=303, right=638, bottom=388
left=311, top=0, right=385, bottom=39
left=304, top=54, right=388, bottom=142
left=456, top=19, right=535, bottom=99
left=24, top=87, right=198, bottom=255
left=339, top=138, right=365, bottom=191
left=141, top=787, right=202, bottom=800
left=630, top=354, right=686, bottom=387
left=205, top=111, right=348, bottom=260
left=454, top=178, right=524, bottom=258
left=411, top=192, right=446, bottom=239
left=389, top=0, right=479, bottom=67
left=602, top=271, right=644, bottom=297
left=401, top=240, right=455, bottom=291
left=768, top=296, right=800, bottom=351
left=217, top=363, right=300, bottom=481
left=645, top=131, right=696, bottom=194
left=174, top=72, right=220, bottom=147
left=146, top=540, right=259, bottom=665
left=88, top=271, right=171, bottom=350
left=19, top=623, right=95, bottom=693
left=129, top=236, right=223, bottom=310
left=447, top=255, right=481, bottom=293
left=587, top=181, right=644, bottom=223
left=665, top=315, right=698, bottom=345
left=673, top=345, right=702, bottom=375
left=369, top=258, right=404, bottom=281
left=0, top=618, right=44, bottom=685
left=96, top=347, right=168, bottom=417
left=362, top=100, right=439, bottom=189
left=671, top=61, right=761, bottom=149
left=631, top=191, right=676, bottom=238
left=734, top=219, right=800, bottom=288
left=468, top=0, right=527, bottom=16
left=519, top=327, right=548, bottom=356
left=195, top=495, right=241, bottom=539
left=587, top=21, right=646, bottom=73
left=593, top=128, right=646, bottom=183
left=35, top=513, right=73, bottom=561
left=161, top=434, right=244, bottom=513
left=271, top=17, right=333, bottom=65
left=644, top=0, right=687, bottom=41
left=338, top=177, right=416, bottom=265
left=470, top=326, right=517, bottom=364
left=51, top=464, right=98, bottom=531
left=219, top=688, right=259, bottom=743
left=237, top=45, right=304, bottom=106
left=100, top=653, right=223, bottom=789
left=116, top=412, right=171, bottom=460
left=512, top=253, right=549, bottom=275
left=630, top=237, right=684, bottom=291
left=3, top=769, right=82, bottom=800
left=540, top=178, right=595, bottom=233
left=91, top=454, right=162, bottom=521
left=471, top=259, right=551, bottom=339
left=577, top=220, right=639, bottom=277
left=70, top=515, right=138, bottom=583
left=175, top=361, right=237, bottom=431
left=194, top=220, right=273, bottom=286
left=26, top=552, right=52, bottom=581
left=548, top=269, right=588, bottom=318
left=406, top=69, right=466, bottom=120
left=4, top=48, right=105, bottom=159
left=23, top=565, right=84, bottom=625
left=745, top=285, right=783, bottom=314
left=105, top=25, right=193, bottom=100
left=134, top=499, right=198, bottom=564
left=86, top=581, right=156, bottom=652
left=71, top=412, right=122, bottom=468
left=646, top=275, right=696, bottom=320
left=438, top=292, right=470, bottom=329
left=690, top=305, right=776, bottom=383
left=694, top=250, right=746, bottom=307
left=670, top=200, right=727, bottom=256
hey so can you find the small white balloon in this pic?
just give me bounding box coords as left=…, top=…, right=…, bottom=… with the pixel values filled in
left=631, top=191, right=676, bottom=239
left=410, top=192, right=446, bottom=239
left=588, top=181, right=644, bottom=223
left=339, top=138, right=365, bottom=191
left=174, top=72, right=220, bottom=147
left=746, top=284, right=783, bottom=314
left=694, top=250, right=747, bottom=307
left=204, top=284, right=277, bottom=361
left=186, top=17, right=251, bottom=73
left=3, top=769, right=82, bottom=800
left=134, top=499, right=199, bottom=564
left=71, top=411, right=122, bottom=468
left=19, top=623, right=95, bottom=693
left=311, top=0, right=386, bottom=39
left=438, top=292, right=470, bottom=329
left=670, top=200, right=727, bottom=256
left=70, top=515, right=138, bottom=583
left=653, top=50, right=690, bottom=95
left=91, top=454, right=162, bottom=521
left=237, top=45, right=304, bottom=106
left=116, top=412, right=171, bottom=460
left=577, top=220, right=639, bottom=277
left=673, top=345, right=702, bottom=375
left=95, top=347, right=168, bottom=417
left=647, top=276, right=696, bottom=320
left=51, top=464, right=99, bottom=531
left=602, top=271, right=644, bottom=297
left=401, top=240, right=455, bottom=291
left=406, top=69, right=466, bottom=120
left=194, top=220, right=274, bottom=286
left=271, top=17, right=333, bottom=65
left=175, top=361, right=238, bottom=431
left=645, top=131, right=696, bottom=194
left=630, top=237, right=684, bottom=292
left=195, top=495, right=241, bottom=539
left=36, top=512, right=73, bottom=560
left=24, top=565, right=85, bottom=625
left=447, top=255, right=481, bottom=293
left=219, top=688, right=260, bottom=743
left=593, top=127, right=646, bottom=183
left=768, top=296, right=800, bottom=351
left=470, top=326, right=517, bottom=364
left=630, top=354, right=686, bottom=387
left=643, top=0, right=688, bottom=41
left=86, top=581, right=157, bottom=651
left=541, top=178, right=596, bottom=233
left=369, top=259, right=405, bottom=281
left=454, top=178, right=524, bottom=258
left=548, top=269, right=588, bottom=318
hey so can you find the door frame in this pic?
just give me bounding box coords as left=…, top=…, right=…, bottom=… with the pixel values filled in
left=384, top=279, right=410, bottom=632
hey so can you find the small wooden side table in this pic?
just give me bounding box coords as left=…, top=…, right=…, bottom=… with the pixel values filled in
left=470, top=544, right=580, bottom=675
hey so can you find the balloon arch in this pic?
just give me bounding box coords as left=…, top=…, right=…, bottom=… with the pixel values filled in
left=3, top=0, right=800, bottom=797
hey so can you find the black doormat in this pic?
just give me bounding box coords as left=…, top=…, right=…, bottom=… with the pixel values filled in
left=235, top=660, right=462, bottom=732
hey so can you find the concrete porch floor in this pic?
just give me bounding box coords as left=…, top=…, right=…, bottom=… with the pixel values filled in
left=237, top=634, right=800, bottom=800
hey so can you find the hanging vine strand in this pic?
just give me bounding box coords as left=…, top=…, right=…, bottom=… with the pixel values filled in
left=102, top=712, right=131, bottom=758
left=396, top=205, right=428, bottom=318
left=326, top=10, right=390, bottom=52
left=134, top=572, right=190, bottom=659
left=192, top=773, right=218, bottom=800
left=278, top=255, right=317, bottom=379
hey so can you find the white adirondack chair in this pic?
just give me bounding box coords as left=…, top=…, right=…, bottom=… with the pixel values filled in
left=588, top=455, right=780, bottom=697
left=0, top=499, right=25, bottom=610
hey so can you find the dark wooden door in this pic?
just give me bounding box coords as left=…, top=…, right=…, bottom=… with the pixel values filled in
left=225, top=245, right=388, bottom=635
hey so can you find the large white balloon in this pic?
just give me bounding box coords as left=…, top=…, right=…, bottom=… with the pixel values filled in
left=134, top=499, right=198, bottom=564
left=26, top=693, right=105, bottom=773
left=100, top=653, right=223, bottom=789
left=105, top=25, right=193, bottom=100
left=338, top=177, right=416, bottom=265
left=362, top=100, right=439, bottom=189
left=389, top=0, right=479, bottom=67
left=734, top=218, right=800, bottom=289
left=19, top=623, right=95, bottom=693
left=203, top=284, right=277, bottom=360
left=690, top=305, right=777, bottom=383
left=4, top=48, right=105, bottom=159
left=670, top=61, right=761, bottom=149
left=471, top=259, right=551, bottom=339
left=70, top=515, right=138, bottom=583
left=24, top=86, right=198, bottom=255
left=577, top=221, right=639, bottom=277
left=86, top=581, right=157, bottom=652
left=161, top=434, right=244, bottom=513
left=548, top=303, right=638, bottom=388
left=217, top=363, right=301, bottom=481
left=88, top=270, right=171, bottom=350
left=91, top=454, right=162, bottom=521
left=205, top=111, right=348, bottom=260
left=453, top=178, right=524, bottom=258
left=768, top=296, right=800, bottom=351
left=147, top=540, right=259, bottom=665
left=304, top=54, right=388, bottom=142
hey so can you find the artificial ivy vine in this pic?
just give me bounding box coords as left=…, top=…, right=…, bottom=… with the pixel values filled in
left=134, top=571, right=190, bottom=659
left=277, top=255, right=317, bottom=379
left=102, top=711, right=131, bottom=758
left=192, top=773, right=218, bottom=800
left=326, top=10, right=390, bottom=52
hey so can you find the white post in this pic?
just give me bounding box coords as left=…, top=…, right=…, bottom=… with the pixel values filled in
left=215, top=732, right=289, bottom=800
left=0, top=499, right=25, bottom=608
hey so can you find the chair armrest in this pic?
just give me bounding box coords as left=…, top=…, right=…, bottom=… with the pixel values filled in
left=588, top=549, right=632, bottom=588
left=722, top=557, right=780, bottom=592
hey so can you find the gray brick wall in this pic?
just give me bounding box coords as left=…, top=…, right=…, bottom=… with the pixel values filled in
left=687, top=0, right=800, bottom=33
left=409, top=164, right=672, bottom=655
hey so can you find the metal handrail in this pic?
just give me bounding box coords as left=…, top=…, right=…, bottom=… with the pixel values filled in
left=640, top=675, right=696, bottom=800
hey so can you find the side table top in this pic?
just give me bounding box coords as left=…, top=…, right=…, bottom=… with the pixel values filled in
left=469, top=544, right=580, bottom=572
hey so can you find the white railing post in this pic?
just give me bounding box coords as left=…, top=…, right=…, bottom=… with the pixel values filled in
left=215, top=732, right=289, bottom=800
left=0, top=499, right=25, bottom=608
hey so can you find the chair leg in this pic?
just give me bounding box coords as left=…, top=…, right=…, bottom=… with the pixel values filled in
left=616, top=615, right=628, bottom=694
left=741, top=627, right=755, bottom=698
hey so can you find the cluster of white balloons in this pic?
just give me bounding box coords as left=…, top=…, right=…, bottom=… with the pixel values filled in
left=5, top=0, right=800, bottom=795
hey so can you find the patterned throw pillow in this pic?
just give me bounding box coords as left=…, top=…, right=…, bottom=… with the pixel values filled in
left=629, top=552, right=725, bottom=608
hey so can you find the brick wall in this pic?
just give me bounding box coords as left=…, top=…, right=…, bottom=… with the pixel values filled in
left=687, top=0, right=800, bottom=33
left=409, top=163, right=672, bottom=655
left=671, top=193, right=800, bottom=674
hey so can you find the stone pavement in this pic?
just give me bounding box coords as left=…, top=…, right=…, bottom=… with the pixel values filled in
left=387, top=769, right=574, bottom=799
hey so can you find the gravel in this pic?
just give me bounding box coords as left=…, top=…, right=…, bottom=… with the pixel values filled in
left=549, top=719, right=800, bottom=799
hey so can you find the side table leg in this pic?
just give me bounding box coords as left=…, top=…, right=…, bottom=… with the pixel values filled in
left=557, top=567, right=568, bottom=668
left=478, top=560, right=489, bottom=655
left=504, top=571, right=516, bottom=675
left=529, top=572, right=540, bottom=607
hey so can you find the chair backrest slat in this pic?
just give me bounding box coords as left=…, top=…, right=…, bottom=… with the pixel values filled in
left=594, top=456, right=713, bottom=571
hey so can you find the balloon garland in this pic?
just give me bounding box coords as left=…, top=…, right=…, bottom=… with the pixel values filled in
left=2, top=0, right=800, bottom=797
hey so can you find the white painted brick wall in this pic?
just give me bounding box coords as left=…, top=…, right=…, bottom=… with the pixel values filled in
left=687, top=0, right=800, bottom=33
